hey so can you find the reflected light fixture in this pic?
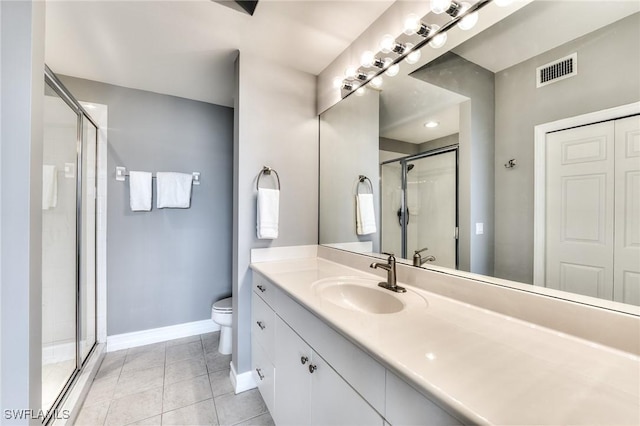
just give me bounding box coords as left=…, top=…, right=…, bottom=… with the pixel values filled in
left=428, top=25, right=447, bottom=49
left=332, top=76, right=344, bottom=89
left=494, top=0, right=513, bottom=6
left=424, top=121, right=439, bottom=128
left=457, top=2, right=479, bottom=30
left=404, top=43, right=421, bottom=65
left=370, top=75, right=383, bottom=89
left=384, top=58, right=400, bottom=77
left=431, top=0, right=462, bottom=17
left=355, top=86, right=367, bottom=96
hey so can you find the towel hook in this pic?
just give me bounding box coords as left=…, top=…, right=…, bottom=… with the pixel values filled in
left=257, top=166, right=281, bottom=190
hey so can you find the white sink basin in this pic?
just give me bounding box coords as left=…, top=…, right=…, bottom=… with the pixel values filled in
left=312, top=277, right=418, bottom=314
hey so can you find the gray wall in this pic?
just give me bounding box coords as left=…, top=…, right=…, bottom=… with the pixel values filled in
left=59, top=76, right=234, bottom=336
left=233, top=54, right=318, bottom=374
left=1, top=0, right=45, bottom=419
left=412, top=53, right=495, bottom=276
left=380, top=137, right=417, bottom=156
left=419, top=133, right=459, bottom=153
left=494, top=13, right=640, bottom=284
left=320, top=89, right=380, bottom=252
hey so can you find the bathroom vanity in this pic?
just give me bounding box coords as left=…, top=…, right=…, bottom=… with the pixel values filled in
left=250, top=247, right=640, bottom=425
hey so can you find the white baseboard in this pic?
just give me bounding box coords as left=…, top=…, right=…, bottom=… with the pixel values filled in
left=107, top=319, right=219, bottom=352
left=230, top=361, right=256, bottom=394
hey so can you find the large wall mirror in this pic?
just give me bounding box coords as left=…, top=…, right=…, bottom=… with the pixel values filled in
left=319, top=0, right=640, bottom=311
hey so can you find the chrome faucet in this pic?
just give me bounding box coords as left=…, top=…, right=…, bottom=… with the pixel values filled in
left=370, top=253, right=406, bottom=293
left=413, top=247, right=436, bottom=267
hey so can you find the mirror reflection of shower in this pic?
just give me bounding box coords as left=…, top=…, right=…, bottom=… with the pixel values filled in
left=381, top=147, right=458, bottom=268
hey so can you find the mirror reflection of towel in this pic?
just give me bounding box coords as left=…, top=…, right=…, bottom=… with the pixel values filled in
left=42, top=165, right=58, bottom=210
left=356, top=194, right=376, bottom=235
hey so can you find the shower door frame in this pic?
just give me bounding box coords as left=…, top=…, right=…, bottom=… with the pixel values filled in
left=381, top=144, right=460, bottom=266
left=43, top=66, right=99, bottom=423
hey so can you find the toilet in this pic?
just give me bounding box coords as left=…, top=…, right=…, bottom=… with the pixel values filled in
left=211, top=297, right=233, bottom=355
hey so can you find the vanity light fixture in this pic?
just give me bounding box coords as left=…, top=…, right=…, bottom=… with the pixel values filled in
left=338, top=0, right=492, bottom=98
left=430, top=0, right=463, bottom=17
left=424, top=121, right=439, bottom=128
left=494, top=0, right=513, bottom=6
left=332, top=76, right=344, bottom=89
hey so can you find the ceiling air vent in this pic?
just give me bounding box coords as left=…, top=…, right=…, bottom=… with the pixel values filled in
left=536, top=53, right=577, bottom=88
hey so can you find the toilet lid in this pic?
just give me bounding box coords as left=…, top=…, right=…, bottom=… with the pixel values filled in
left=212, top=297, right=232, bottom=312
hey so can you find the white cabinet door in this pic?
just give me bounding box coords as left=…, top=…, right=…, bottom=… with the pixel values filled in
left=614, top=115, right=640, bottom=305
left=545, top=121, right=615, bottom=298
left=274, top=317, right=312, bottom=426
left=310, top=353, right=383, bottom=426
left=251, top=339, right=275, bottom=414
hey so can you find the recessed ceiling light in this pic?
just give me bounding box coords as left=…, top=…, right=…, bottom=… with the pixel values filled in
left=424, top=121, right=439, bottom=128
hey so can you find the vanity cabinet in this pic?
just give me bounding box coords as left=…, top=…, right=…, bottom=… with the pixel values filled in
left=274, top=316, right=382, bottom=426
left=251, top=271, right=461, bottom=426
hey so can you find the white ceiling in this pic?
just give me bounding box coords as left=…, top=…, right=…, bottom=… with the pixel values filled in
left=45, top=0, right=394, bottom=107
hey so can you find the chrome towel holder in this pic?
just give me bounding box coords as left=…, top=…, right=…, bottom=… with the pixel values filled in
left=257, top=166, right=281, bottom=190
left=356, top=175, right=373, bottom=194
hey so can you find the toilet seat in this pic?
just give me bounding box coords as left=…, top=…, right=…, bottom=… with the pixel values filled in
left=212, top=297, right=232, bottom=313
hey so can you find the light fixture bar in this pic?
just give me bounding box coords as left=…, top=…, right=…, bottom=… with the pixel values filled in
left=341, top=0, right=492, bottom=98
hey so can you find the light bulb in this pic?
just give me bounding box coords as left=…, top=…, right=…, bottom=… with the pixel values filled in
left=403, top=13, right=421, bottom=35
left=494, top=0, right=513, bottom=6
left=404, top=43, right=421, bottom=65
left=361, top=51, right=375, bottom=68
left=430, top=0, right=452, bottom=14
left=428, top=25, right=447, bottom=48
left=384, top=58, right=400, bottom=77
left=457, top=2, right=478, bottom=30
left=380, top=34, right=396, bottom=54
left=344, top=66, right=357, bottom=79
left=355, top=86, right=367, bottom=96
left=332, top=77, right=344, bottom=89
left=370, top=75, right=383, bottom=89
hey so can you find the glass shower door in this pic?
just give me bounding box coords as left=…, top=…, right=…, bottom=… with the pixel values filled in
left=381, top=161, right=403, bottom=256
left=405, top=151, right=457, bottom=269
left=41, top=82, right=79, bottom=411
left=80, top=116, right=97, bottom=363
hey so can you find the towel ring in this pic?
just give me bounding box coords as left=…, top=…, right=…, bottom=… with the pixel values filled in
left=257, top=166, right=281, bottom=191
left=356, top=175, right=373, bottom=194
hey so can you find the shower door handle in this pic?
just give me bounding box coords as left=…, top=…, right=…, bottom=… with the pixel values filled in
left=397, top=207, right=410, bottom=226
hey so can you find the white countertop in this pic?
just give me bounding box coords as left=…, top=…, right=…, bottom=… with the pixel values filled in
left=251, top=257, right=640, bottom=425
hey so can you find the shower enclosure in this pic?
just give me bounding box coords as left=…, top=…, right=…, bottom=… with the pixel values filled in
left=381, top=147, right=458, bottom=268
left=42, top=67, right=98, bottom=418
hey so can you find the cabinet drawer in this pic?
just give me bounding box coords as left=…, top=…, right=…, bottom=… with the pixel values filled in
left=251, top=339, right=275, bottom=415
left=276, top=291, right=386, bottom=415
left=253, top=272, right=277, bottom=307
left=385, top=371, right=462, bottom=425
left=252, top=291, right=276, bottom=360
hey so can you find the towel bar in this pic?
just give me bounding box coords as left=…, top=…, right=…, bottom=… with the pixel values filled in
left=115, top=167, right=200, bottom=185
left=257, top=166, right=281, bottom=190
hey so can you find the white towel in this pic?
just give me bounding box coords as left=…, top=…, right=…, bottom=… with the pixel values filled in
left=42, top=165, right=58, bottom=210
left=257, top=188, right=279, bottom=239
left=156, top=172, right=193, bottom=209
left=356, top=193, right=377, bottom=235
left=129, top=171, right=152, bottom=211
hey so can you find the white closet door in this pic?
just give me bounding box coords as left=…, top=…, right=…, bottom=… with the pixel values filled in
left=614, top=116, right=640, bottom=305
left=545, top=121, right=615, bottom=299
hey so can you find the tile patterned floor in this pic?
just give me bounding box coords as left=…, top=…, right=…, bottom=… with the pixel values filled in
left=74, top=333, right=274, bottom=426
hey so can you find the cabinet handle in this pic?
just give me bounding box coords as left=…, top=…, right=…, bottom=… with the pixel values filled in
left=257, top=285, right=266, bottom=293
left=256, top=321, right=266, bottom=330
left=308, top=364, right=317, bottom=374
left=300, top=356, right=308, bottom=365
left=256, top=368, right=264, bottom=380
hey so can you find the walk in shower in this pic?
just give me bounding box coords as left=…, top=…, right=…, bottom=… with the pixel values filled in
left=381, top=147, right=458, bottom=268
left=42, top=67, right=98, bottom=419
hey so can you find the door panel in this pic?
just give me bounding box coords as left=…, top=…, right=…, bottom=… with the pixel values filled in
left=545, top=121, right=615, bottom=299
left=614, top=115, right=640, bottom=305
